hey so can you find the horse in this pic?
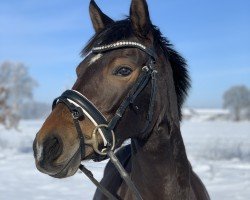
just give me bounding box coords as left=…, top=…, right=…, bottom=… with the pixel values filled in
left=33, top=0, right=210, bottom=199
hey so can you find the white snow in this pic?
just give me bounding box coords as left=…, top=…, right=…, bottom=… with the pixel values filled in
left=1, top=119, right=250, bottom=200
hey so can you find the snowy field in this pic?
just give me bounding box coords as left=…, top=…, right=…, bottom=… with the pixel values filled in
left=0, top=120, right=250, bottom=200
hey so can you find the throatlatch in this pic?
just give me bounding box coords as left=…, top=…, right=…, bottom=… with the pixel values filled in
left=52, top=40, right=158, bottom=200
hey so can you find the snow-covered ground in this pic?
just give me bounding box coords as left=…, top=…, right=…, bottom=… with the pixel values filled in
left=182, top=108, right=230, bottom=121
left=0, top=120, right=250, bottom=200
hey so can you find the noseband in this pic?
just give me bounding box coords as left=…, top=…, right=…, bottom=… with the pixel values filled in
left=52, top=41, right=157, bottom=200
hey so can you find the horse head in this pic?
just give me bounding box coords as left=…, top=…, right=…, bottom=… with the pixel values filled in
left=33, top=0, right=190, bottom=188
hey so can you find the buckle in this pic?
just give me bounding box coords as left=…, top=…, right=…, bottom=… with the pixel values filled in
left=72, top=107, right=84, bottom=119
left=85, top=124, right=115, bottom=156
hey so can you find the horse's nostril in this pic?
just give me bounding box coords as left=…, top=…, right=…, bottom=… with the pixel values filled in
left=42, top=136, right=63, bottom=162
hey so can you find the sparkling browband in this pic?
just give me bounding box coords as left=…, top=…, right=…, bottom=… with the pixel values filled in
left=91, top=41, right=156, bottom=61
left=92, top=41, right=146, bottom=51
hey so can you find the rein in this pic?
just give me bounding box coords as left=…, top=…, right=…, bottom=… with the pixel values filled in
left=52, top=41, right=157, bottom=200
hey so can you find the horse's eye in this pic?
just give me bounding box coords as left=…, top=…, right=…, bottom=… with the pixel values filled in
left=114, top=66, right=133, bottom=77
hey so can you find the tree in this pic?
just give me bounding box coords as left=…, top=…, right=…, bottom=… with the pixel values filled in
left=0, top=87, right=9, bottom=126
left=0, top=61, right=37, bottom=129
left=223, top=85, right=250, bottom=121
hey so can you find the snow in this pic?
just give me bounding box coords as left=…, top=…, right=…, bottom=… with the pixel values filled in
left=1, top=120, right=250, bottom=200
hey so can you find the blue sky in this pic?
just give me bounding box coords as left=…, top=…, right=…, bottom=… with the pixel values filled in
left=0, top=0, right=249, bottom=108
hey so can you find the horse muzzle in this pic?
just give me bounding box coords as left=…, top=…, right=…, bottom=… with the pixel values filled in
left=33, top=134, right=81, bottom=178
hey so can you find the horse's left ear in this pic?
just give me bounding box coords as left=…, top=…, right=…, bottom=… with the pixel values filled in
left=130, top=0, right=152, bottom=38
left=89, top=0, right=114, bottom=32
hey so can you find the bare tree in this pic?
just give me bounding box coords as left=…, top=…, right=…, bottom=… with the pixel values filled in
left=223, top=85, right=250, bottom=121
left=0, top=61, right=37, bottom=129
left=0, top=87, right=9, bottom=126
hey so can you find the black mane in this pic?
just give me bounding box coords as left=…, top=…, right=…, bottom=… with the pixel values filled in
left=82, top=19, right=190, bottom=119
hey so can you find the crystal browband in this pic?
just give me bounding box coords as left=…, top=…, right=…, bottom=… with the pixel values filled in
left=92, top=41, right=156, bottom=61
left=92, top=41, right=146, bottom=51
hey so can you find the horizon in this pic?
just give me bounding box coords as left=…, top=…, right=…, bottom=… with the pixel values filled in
left=0, top=0, right=249, bottom=108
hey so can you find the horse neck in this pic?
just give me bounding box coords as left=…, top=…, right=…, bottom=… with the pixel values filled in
left=129, top=118, right=191, bottom=199
left=129, top=54, right=192, bottom=198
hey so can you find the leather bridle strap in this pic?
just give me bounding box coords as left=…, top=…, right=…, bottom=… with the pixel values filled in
left=52, top=98, right=86, bottom=160
left=52, top=77, right=147, bottom=200
left=79, top=164, right=118, bottom=200
left=140, top=66, right=157, bottom=133
left=52, top=98, right=118, bottom=200
left=92, top=41, right=157, bottom=135
left=108, top=64, right=154, bottom=131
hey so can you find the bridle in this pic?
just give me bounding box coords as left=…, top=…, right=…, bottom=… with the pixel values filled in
left=53, top=41, right=157, bottom=199
left=52, top=41, right=158, bottom=200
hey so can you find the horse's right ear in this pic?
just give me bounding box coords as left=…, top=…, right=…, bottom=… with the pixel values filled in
left=89, top=0, right=114, bottom=32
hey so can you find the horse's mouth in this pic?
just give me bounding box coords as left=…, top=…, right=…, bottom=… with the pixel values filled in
left=50, top=146, right=97, bottom=178
left=50, top=149, right=81, bottom=178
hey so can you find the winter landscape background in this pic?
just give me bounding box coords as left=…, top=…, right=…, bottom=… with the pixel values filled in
left=1, top=117, right=250, bottom=200
left=1, top=0, right=250, bottom=199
